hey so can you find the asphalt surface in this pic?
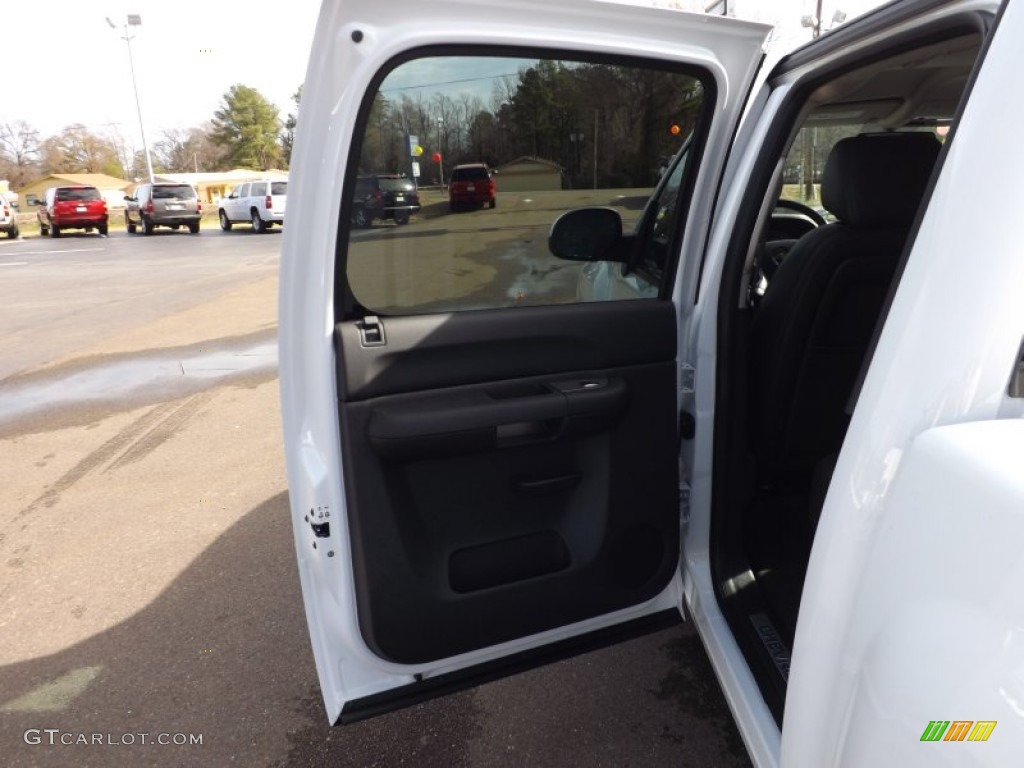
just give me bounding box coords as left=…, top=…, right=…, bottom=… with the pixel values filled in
left=0, top=221, right=753, bottom=767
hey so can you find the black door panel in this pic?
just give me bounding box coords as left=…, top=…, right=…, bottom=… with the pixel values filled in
left=366, top=377, right=628, bottom=460
left=336, top=300, right=677, bottom=400
left=335, top=301, right=680, bottom=664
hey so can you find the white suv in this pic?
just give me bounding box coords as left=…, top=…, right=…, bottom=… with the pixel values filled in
left=280, top=1, right=1024, bottom=764
left=218, top=178, right=287, bottom=233
left=0, top=193, right=18, bottom=239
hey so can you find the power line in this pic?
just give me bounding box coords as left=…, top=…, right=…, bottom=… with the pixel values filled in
left=380, top=72, right=523, bottom=94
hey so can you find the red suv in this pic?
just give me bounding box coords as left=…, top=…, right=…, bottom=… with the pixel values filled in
left=448, top=163, right=496, bottom=211
left=37, top=186, right=109, bottom=237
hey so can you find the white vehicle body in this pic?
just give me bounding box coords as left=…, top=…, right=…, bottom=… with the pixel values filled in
left=218, top=178, right=287, bottom=232
left=279, top=0, right=1024, bottom=765
left=0, top=192, right=18, bottom=238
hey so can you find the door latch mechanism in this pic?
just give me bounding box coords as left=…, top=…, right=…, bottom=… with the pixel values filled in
left=358, top=315, right=386, bottom=347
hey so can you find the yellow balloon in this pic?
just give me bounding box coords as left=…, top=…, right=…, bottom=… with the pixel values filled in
left=413, top=145, right=424, bottom=156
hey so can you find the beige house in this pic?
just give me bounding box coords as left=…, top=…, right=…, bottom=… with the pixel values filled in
left=493, top=157, right=563, bottom=192
left=0, top=180, right=16, bottom=211
left=17, top=173, right=133, bottom=210
left=152, top=169, right=289, bottom=203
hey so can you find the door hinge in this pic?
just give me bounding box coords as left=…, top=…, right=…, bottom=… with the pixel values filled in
left=679, top=479, right=691, bottom=524
left=680, top=363, right=695, bottom=394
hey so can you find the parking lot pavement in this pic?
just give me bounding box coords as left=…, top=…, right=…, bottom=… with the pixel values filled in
left=0, top=376, right=750, bottom=768
left=0, top=230, right=752, bottom=768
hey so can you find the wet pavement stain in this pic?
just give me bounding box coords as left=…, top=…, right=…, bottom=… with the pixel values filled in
left=653, top=633, right=752, bottom=763
left=276, top=684, right=483, bottom=768
left=0, top=330, right=277, bottom=436
left=0, top=339, right=276, bottom=429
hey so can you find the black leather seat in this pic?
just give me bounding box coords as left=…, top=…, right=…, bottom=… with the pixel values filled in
left=749, top=132, right=941, bottom=490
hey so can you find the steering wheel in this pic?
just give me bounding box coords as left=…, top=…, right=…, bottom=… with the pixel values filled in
left=750, top=201, right=828, bottom=302
left=759, top=239, right=799, bottom=281
left=760, top=200, right=828, bottom=279
left=775, top=198, right=828, bottom=227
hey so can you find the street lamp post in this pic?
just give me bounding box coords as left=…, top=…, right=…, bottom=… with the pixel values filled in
left=569, top=132, right=584, bottom=179
left=797, top=2, right=844, bottom=201
left=106, top=14, right=155, bottom=183
left=436, top=118, right=444, bottom=187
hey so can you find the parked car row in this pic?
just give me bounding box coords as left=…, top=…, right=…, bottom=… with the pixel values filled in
left=16, top=170, right=499, bottom=240
left=348, top=167, right=498, bottom=228
left=20, top=179, right=291, bottom=238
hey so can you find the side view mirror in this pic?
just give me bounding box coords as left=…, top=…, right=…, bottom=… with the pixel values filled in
left=124, top=196, right=135, bottom=202
left=548, top=207, right=630, bottom=262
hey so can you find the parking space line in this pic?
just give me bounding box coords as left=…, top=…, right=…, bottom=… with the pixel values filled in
left=15, top=248, right=105, bottom=256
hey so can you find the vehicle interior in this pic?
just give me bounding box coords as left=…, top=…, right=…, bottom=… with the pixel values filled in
left=712, top=22, right=988, bottom=722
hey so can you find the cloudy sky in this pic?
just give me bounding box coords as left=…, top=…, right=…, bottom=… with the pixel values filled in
left=2, top=0, right=883, bottom=149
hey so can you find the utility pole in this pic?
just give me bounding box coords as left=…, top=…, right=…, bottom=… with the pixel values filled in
left=800, top=0, right=825, bottom=201
left=106, top=14, right=155, bottom=183
left=436, top=118, right=444, bottom=187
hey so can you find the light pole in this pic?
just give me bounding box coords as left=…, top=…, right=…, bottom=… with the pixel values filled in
left=801, top=2, right=846, bottom=38
left=436, top=118, right=444, bottom=187
left=569, top=132, right=584, bottom=180
left=106, top=14, right=155, bottom=183
left=799, top=3, right=845, bottom=201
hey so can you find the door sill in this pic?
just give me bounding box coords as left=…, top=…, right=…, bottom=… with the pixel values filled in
left=337, top=609, right=682, bottom=724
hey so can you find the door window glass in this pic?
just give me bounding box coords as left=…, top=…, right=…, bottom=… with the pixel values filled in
left=780, top=124, right=948, bottom=215
left=56, top=187, right=101, bottom=202
left=634, top=143, right=689, bottom=282
left=152, top=185, right=194, bottom=200
left=343, top=54, right=708, bottom=315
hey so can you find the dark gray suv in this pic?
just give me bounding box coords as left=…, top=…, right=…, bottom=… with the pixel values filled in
left=125, top=183, right=201, bottom=235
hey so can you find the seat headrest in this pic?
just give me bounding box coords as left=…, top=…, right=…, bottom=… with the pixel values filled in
left=821, top=133, right=941, bottom=228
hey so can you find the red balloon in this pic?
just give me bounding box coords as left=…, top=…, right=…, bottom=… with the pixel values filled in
left=432, top=152, right=442, bottom=163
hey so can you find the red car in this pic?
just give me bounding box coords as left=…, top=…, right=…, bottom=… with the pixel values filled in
left=37, top=186, right=109, bottom=237
left=448, top=163, right=496, bottom=211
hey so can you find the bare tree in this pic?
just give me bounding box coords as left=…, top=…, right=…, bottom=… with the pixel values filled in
left=456, top=94, right=485, bottom=158
left=154, top=124, right=226, bottom=173
left=0, top=121, right=42, bottom=188
left=39, top=124, right=125, bottom=177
